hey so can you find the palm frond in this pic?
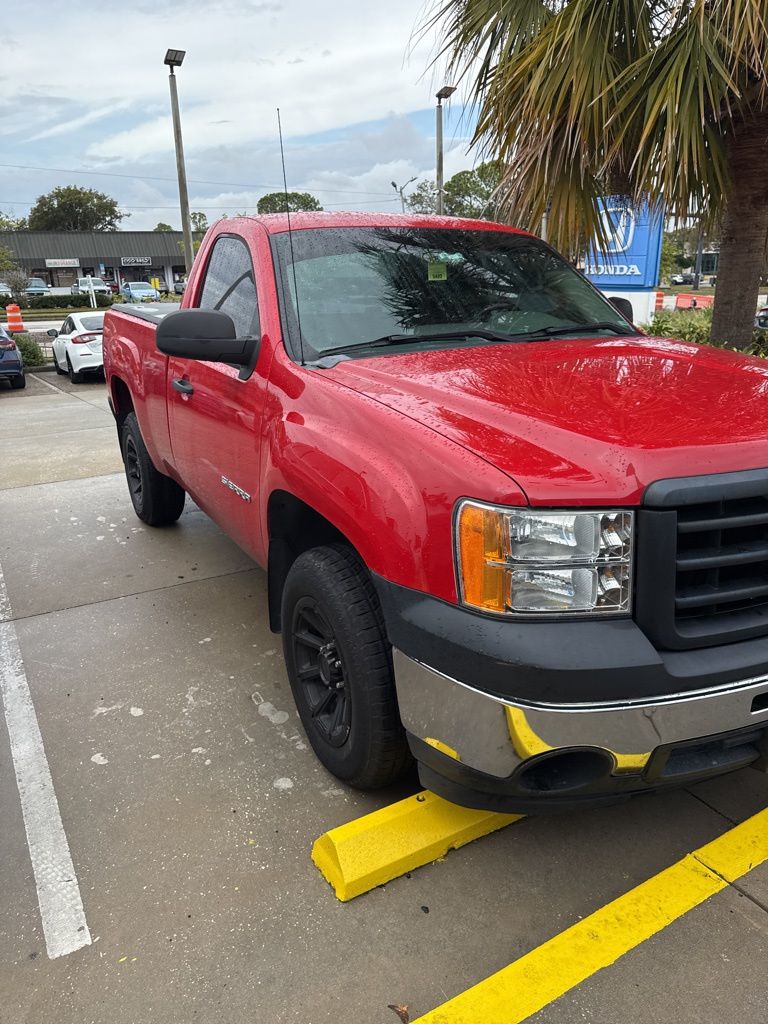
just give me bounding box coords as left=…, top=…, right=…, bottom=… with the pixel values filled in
left=427, top=0, right=768, bottom=251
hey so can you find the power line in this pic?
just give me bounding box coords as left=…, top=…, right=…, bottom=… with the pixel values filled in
left=0, top=198, right=402, bottom=211
left=0, top=162, right=396, bottom=198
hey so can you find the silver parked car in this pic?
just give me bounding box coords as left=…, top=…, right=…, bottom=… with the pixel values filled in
left=71, top=277, right=111, bottom=296
left=121, top=281, right=161, bottom=302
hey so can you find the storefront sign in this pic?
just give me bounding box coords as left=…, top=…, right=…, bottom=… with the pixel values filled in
left=121, top=256, right=152, bottom=266
left=45, top=258, right=80, bottom=268
left=583, top=200, right=664, bottom=290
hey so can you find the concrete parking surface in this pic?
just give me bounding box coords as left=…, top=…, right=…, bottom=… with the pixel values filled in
left=1, top=371, right=767, bottom=1024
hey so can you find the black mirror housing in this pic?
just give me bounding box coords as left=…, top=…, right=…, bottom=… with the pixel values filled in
left=47, top=328, right=58, bottom=337
left=156, top=309, right=258, bottom=373
left=607, top=295, right=635, bottom=324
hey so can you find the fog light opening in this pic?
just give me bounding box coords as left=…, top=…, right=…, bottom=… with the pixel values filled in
left=517, top=749, right=613, bottom=794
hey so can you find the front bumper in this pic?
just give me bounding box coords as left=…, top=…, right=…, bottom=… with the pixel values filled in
left=374, top=577, right=768, bottom=812
left=397, top=652, right=768, bottom=811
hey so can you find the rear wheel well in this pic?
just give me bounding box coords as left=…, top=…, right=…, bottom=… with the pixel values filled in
left=111, top=376, right=135, bottom=435
left=267, top=491, right=361, bottom=632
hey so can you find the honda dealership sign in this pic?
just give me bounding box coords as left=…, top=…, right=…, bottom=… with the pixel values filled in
left=583, top=200, right=664, bottom=290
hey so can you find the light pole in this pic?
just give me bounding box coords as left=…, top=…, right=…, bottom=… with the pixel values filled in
left=391, top=176, right=417, bottom=213
left=435, top=85, right=456, bottom=215
left=164, top=48, right=194, bottom=276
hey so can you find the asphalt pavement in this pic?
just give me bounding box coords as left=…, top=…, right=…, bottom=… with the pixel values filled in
left=0, top=370, right=767, bottom=1024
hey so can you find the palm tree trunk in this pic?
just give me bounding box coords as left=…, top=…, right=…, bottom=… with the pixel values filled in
left=711, top=113, right=768, bottom=349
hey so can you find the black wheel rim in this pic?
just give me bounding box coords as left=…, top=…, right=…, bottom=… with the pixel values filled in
left=124, top=435, right=143, bottom=507
left=291, top=598, right=350, bottom=748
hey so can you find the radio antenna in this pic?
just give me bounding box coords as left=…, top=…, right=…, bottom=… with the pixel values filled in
left=277, top=108, right=305, bottom=366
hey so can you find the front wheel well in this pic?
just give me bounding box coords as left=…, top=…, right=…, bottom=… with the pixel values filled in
left=266, top=491, right=363, bottom=633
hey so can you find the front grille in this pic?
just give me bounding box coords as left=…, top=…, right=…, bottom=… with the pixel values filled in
left=676, top=496, right=768, bottom=630
left=636, top=469, right=768, bottom=650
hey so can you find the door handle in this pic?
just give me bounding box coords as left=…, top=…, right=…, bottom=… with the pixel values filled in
left=172, top=378, right=194, bottom=396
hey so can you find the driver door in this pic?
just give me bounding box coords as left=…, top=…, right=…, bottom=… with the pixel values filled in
left=167, top=234, right=267, bottom=558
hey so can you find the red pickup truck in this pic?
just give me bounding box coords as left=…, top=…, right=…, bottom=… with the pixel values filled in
left=104, top=212, right=768, bottom=812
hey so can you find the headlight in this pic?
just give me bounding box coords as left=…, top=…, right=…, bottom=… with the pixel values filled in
left=455, top=502, right=633, bottom=616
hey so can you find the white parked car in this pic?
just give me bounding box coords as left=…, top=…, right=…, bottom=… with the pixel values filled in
left=71, top=277, right=110, bottom=296
left=48, top=312, right=105, bottom=382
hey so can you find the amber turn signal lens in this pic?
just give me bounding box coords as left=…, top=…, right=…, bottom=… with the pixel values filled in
left=457, top=503, right=506, bottom=612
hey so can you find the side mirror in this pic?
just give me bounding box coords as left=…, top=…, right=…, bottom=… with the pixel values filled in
left=47, top=328, right=58, bottom=337
left=156, top=309, right=259, bottom=378
left=607, top=296, right=635, bottom=324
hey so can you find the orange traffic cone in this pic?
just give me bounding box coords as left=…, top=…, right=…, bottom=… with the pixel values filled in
left=5, top=304, right=24, bottom=333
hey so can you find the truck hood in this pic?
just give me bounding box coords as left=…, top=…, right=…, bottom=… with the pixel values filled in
left=326, top=336, right=768, bottom=505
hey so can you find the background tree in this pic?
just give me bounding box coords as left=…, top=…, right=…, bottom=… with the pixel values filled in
left=0, top=245, right=16, bottom=273
left=0, top=211, right=27, bottom=230
left=190, top=211, right=209, bottom=232
left=257, top=191, right=322, bottom=214
left=153, top=222, right=174, bottom=232
left=27, top=186, right=126, bottom=231
left=406, top=163, right=502, bottom=218
left=5, top=266, right=30, bottom=302
left=426, top=0, right=768, bottom=347
left=443, top=161, right=502, bottom=218
left=405, top=180, right=438, bottom=215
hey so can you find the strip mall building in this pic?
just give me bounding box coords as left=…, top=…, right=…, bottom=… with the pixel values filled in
left=0, top=230, right=201, bottom=291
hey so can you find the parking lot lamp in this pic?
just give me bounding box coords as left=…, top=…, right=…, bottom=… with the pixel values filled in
left=164, top=49, right=195, bottom=275
left=435, top=86, right=456, bottom=215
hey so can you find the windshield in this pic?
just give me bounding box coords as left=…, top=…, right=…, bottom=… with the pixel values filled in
left=130, top=283, right=153, bottom=290
left=80, top=315, right=104, bottom=331
left=271, top=227, right=630, bottom=359
left=81, top=278, right=105, bottom=286
left=28, top=279, right=46, bottom=287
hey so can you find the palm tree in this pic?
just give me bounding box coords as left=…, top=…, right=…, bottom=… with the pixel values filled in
left=423, top=0, right=768, bottom=347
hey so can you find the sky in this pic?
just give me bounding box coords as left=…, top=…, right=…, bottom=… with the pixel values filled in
left=0, top=0, right=480, bottom=231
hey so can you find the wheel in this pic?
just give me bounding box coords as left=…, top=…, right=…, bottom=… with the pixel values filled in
left=120, top=411, right=185, bottom=526
left=281, top=544, right=411, bottom=789
left=67, top=356, right=84, bottom=384
left=10, top=372, right=25, bottom=389
left=52, top=348, right=65, bottom=375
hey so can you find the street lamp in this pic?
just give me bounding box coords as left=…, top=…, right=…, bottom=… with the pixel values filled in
left=164, top=48, right=195, bottom=275
left=391, top=176, right=417, bottom=213
left=435, top=85, right=456, bottom=216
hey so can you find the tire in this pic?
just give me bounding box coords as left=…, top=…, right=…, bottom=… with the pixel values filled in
left=281, top=544, right=411, bottom=789
left=120, top=411, right=185, bottom=526
left=52, top=349, right=65, bottom=375
left=67, top=356, right=84, bottom=384
left=10, top=372, right=25, bottom=390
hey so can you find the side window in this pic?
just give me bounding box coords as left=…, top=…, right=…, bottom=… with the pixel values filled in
left=196, top=235, right=260, bottom=338
left=62, top=317, right=75, bottom=335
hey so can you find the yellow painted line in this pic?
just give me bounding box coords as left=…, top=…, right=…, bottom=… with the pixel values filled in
left=414, top=807, right=768, bottom=1024
left=312, top=790, right=523, bottom=901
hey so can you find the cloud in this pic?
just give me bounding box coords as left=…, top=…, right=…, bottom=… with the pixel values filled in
left=0, top=0, right=478, bottom=229
left=28, top=102, right=130, bottom=142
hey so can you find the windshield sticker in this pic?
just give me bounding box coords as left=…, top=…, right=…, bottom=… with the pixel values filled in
left=428, top=261, right=448, bottom=281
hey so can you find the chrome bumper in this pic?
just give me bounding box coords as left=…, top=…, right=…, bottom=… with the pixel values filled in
left=393, top=649, right=768, bottom=779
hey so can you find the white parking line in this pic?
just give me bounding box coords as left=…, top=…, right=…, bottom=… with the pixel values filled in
left=0, top=565, right=91, bottom=959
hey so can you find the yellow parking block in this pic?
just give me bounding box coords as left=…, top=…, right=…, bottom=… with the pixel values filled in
left=413, top=806, right=768, bottom=1023
left=312, top=790, right=523, bottom=901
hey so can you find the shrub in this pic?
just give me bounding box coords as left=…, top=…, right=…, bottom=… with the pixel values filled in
left=643, top=308, right=768, bottom=356
left=25, top=293, right=114, bottom=310
left=14, top=333, right=44, bottom=366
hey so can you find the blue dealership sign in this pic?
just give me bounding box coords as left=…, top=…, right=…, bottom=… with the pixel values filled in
left=583, top=200, right=664, bottom=290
